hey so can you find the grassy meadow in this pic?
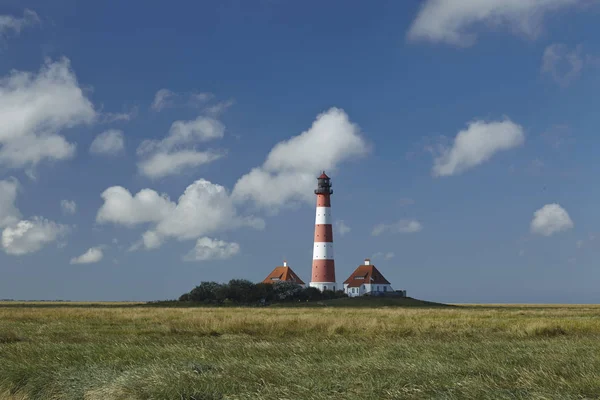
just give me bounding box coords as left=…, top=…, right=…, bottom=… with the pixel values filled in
left=1, top=301, right=600, bottom=399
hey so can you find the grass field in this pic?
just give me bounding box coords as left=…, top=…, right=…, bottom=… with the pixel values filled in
left=2, top=301, right=600, bottom=399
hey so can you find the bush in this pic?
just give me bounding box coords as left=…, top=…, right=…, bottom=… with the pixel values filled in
left=178, top=293, right=191, bottom=302
left=179, top=280, right=348, bottom=306
left=188, top=282, right=224, bottom=302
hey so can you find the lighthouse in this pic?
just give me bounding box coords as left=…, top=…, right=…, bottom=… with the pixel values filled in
left=310, top=172, right=336, bottom=292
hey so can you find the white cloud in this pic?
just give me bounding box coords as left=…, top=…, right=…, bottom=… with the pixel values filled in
left=407, top=0, right=584, bottom=47
left=151, top=89, right=174, bottom=111
left=96, top=186, right=175, bottom=226
left=137, top=150, right=223, bottom=179
left=541, top=43, right=586, bottom=87
left=97, top=179, right=264, bottom=250
left=0, top=179, right=69, bottom=255
left=60, top=199, right=76, bottom=215
left=151, top=88, right=214, bottom=112
left=576, top=234, right=595, bottom=250
left=70, top=247, right=103, bottom=264
left=373, top=251, right=396, bottom=261
left=90, top=129, right=125, bottom=156
left=372, top=220, right=423, bottom=236
left=530, top=203, right=574, bottom=236
left=101, top=107, right=138, bottom=123
left=183, top=237, right=240, bottom=261
left=0, top=178, right=21, bottom=228
left=203, top=99, right=235, bottom=117
left=1, top=217, right=68, bottom=255
left=432, top=118, right=525, bottom=177
left=138, top=116, right=225, bottom=154
left=0, top=9, right=39, bottom=39
left=335, top=220, right=351, bottom=236
left=0, top=58, right=95, bottom=170
left=137, top=116, right=225, bottom=178
left=232, top=107, right=369, bottom=210
left=398, top=197, right=415, bottom=207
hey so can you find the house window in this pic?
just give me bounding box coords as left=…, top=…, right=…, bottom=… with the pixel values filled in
left=377, top=286, right=380, bottom=291
left=323, top=285, right=327, bottom=290
left=383, top=286, right=387, bottom=292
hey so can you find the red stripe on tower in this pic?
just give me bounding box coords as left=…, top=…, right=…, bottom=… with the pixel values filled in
left=310, top=172, right=336, bottom=292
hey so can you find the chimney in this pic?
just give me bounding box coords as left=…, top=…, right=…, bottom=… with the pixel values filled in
left=283, top=260, right=287, bottom=267
left=364, top=258, right=370, bottom=265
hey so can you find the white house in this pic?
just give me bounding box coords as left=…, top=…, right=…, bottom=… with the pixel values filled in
left=343, top=258, right=394, bottom=297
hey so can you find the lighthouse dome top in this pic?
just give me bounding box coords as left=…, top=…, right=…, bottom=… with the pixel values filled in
left=318, top=172, right=330, bottom=179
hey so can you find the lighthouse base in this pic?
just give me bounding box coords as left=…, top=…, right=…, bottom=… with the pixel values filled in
left=310, top=282, right=337, bottom=292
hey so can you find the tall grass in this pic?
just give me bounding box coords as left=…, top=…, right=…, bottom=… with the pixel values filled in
left=1, top=304, right=600, bottom=399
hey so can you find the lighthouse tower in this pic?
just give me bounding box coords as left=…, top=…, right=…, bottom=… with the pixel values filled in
left=310, top=172, right=336, bottom=292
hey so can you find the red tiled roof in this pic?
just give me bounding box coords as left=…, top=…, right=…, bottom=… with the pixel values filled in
left=318, top=172, right=329, bottom=179
left=262, top=266, right=305, bottom=285
left=343, top=264, right=391, bottom=288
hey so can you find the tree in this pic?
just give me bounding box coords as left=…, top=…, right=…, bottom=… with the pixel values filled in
left=252, top=283, right=275, bottom=303
left=178, top=293, right=191, bottom=302
left=303, top=287, right=323, bottom=301
left=226, top=279, right=256, bottom=303
left=273, top=281, right=304, bottom=301
left=188, top=281, right=223, bottom=302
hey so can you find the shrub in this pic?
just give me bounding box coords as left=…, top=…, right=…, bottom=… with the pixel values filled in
left=188, top=282, right=224, bottom=302
left=179, top=279, right=349, bottom=306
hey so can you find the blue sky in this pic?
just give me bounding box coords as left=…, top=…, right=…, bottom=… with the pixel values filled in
left=0, top=0, right=599, bottom=303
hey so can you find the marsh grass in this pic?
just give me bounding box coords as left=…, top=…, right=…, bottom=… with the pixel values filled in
left=2, top=303, right=600, bottom=399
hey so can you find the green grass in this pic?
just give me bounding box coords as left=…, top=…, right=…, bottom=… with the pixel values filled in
left=2, top=303, right=600, bottom=399
left=272, top=296, right=452, bottom=308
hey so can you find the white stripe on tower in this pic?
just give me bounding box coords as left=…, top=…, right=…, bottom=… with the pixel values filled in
left=312, top=242, right=334, bottom=259
left=315, top=207, right=332, bottom=225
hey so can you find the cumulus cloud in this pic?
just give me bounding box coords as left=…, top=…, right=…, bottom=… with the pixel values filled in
left=0, top=57, right=95, bottom=171
left=96, top=186, right=175, bottom=226
left=137, top=116, right=225, bottom=178
left=70, top=247, right=103, bottom=264
left=60, top=199, right=76, bottom=215
left=0, top=178, right=69, bottom=255
left=0, top=178, right=21, bottom=228
left=1, top=217, right=68, bottom=255
left=541, top=43, right=589, bottom=87
left=183, top=237, right=240, bottom=262
left=97, top=179, right=264, bottom=250
left=90, top=130, right=125, bottom=155
left=432, top=118, right=525, bottom=177
left=407, top=0, right=584, bottom=47
left=0, top=9, right=39, bottom=39
left=335, top=220, right=351, bottom=236
left=530, top=203, right=574, bottom=236
left=372, top=220, right=422, bottom=236
left=233, top=107, right=369, bottom=210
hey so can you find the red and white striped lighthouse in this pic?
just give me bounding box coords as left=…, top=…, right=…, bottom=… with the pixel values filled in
left=310, top=172, right=336, bottom=292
